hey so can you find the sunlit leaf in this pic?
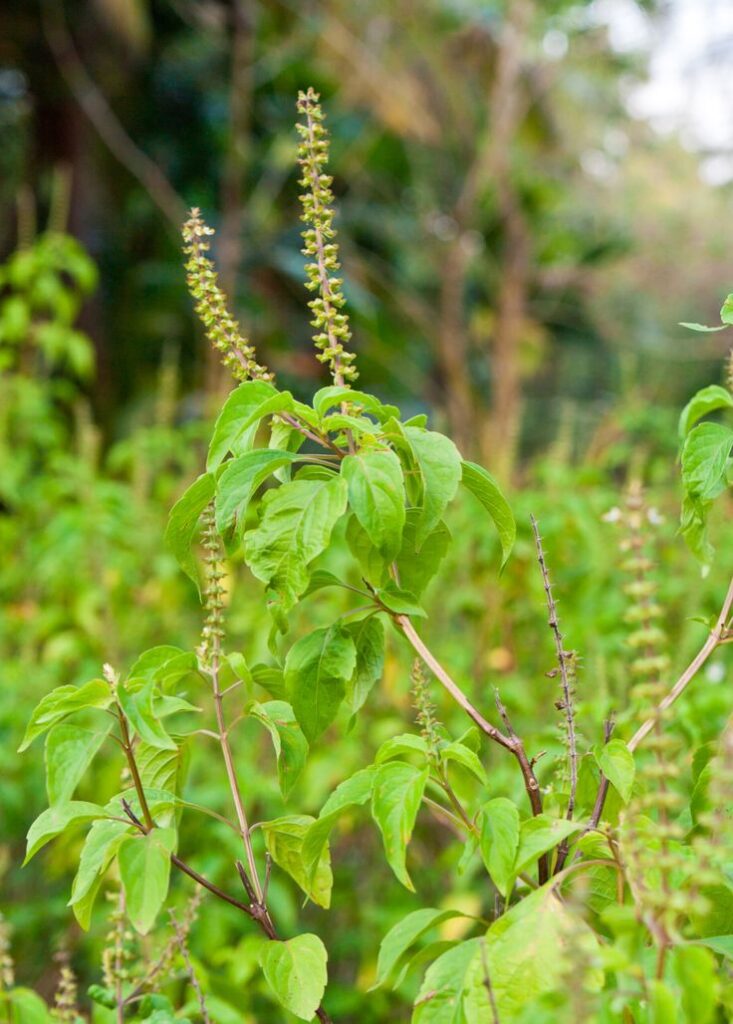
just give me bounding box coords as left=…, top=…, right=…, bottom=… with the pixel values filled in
left=374, top=907, right=466, bottom=990
left=371, top=762, right=428, bottom=891
left=259, top=933, right=328, bottom=1022
left=459, top=461, right=515, bottom=568
left=594, top=740, right=635, bottom=804
left=249, top=700, right=308, bottom=798
left=164, top=473, right=215, bottom=591
left=20, top=680, right=113, bottom=751
left=285, top=625, right=356, bottom=742
left=45, top=723, right=110, bottom=804
left=207, top=380, right=291, bottom=470
left=342, top=447, right=406, bottom=560
left=118, top=827, right=176, bottom=934
left=404, top=427, right=462, bottom=549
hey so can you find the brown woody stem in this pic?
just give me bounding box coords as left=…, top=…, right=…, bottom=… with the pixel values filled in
left=530, top=515, right=578, bottom=823
left=395, top=614, right=546, bottom=882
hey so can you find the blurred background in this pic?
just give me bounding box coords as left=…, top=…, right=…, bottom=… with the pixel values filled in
left=2, top=1, right=733, bottom=1021
left=3, top=0, right=733, bottom=463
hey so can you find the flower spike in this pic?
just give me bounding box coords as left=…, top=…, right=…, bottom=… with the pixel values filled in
left=182, top=208, right=272, bottom=383
left=296, top=88, right=357, bottom=385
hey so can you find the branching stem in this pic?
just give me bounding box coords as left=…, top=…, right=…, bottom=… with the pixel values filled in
left=394, top=613, right=546, bottom=882
left=530, top=515, right=578, bottom=825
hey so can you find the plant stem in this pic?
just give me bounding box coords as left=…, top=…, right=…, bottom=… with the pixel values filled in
left=628, top=573, right=733, bottom=752
left=424, top=791, right=471, bottom=836
left=530, top=515, right=578, bottom=824
left=480, top=939, right=501, bottom=1024
left=169, top=908, right=211, bottom=1024
left=655, top=943, right=668, bottom=980
left=114, top=890, right=125, bottom=1024
left=396, top=615, right=513, bottom=749
left=196, top=514, right=333, bottom=1021
left=210, top=661, right=263, bottom=901
left=437, top=776, right=478, bottom=836
left=199, top=509, right=263, bottom=902
left=117, top=709, right=154, bottom=830
left=395, top=614, right=546, bottom=879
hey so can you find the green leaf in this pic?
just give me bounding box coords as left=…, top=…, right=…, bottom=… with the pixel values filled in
left=313, top=385, right=399, bottom=423
left=251, top=663, right=287, bottom=700
left=25, top=801, right=107, bottom=864
left=156, top=696, right=199, bottom=721
left=342, top=447, right=406, bottom=560
left=244, top=476, right=349, bottom=620
left=648, top=981, right=677, bottom=1024
left=388, top=941, right=458, bottom=994
left=302, top=767, right=377, bottom=880
left=371, top=761, right=429, bottom=891
left=412, top=938, right=482, bottom=1023
left=681, top=422, right=733, bottom=500
left=118, top=827, right=176, bottom=934
left=302, top=569, right=348, bottom=597
left=594, top=739, right=635, bottom=803
left=345, top=514, right=387, bottom=586
left=440, top=741, right=487, bottom=786
left=322, top=412, right=379, bottom=440
left=269, top=419, right=305, bottom=479
left=262, top=815, right=333, bottom=908
left=395, top=514, right=451, bottom=598
left=679, top=322, right=728, bottom=333
left=678, top=385, right=733, bottom=440
left=207, top=380, right=291, bottom=470
left=127, top=646, right=197, bottom=688
left=69, top=818, right=131, bottom=927
left=215, top=449, right=299, bottom=539
left=20, top=679, right=113, bottom=751
left=164, top=473, right=216, bottom=590
left=696, top=935, right=733, bottom=958
left=249, top=700, right=308, bottom=798
left=376, top=583, right=427, bottom=618
left=404, top=428, right=462, bottom=549
left=87, top=986, right=118, bottom=1010
left=673, top=946, right=718, bottom=1024
left=376, top=733, right=429, bottom=764
left=45, top=723, right=110, bottom=804
left=259, top=933, right=328, bottom=1022
left=721, top=294, right=733, bottom=325
left=680, top=491, right=714, bottom=565
left=514, top=815, right=585, bottom=877
left=374, top=908, right=466, bottom=990
left=466, top=883, right=602, bottom=1019
left=136, top=740, right=190, bottom=797
left=320, top=767, right=378, bottom=820
left=285, top=625, right=356, bottom=742
left=6, top=988, right=53, bottom=1024
left=345, top=616, right=385, bottom=714
left=479, top=798, right=520, bottom=898
left=459, top=461, right=515, bottom=568
left=118, top=680, right=177, bottom=751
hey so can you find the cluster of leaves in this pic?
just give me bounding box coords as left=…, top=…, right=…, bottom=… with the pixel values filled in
left=678, top=343, right=733, bottom=566
left=0, top=225, right=215, bottom=977
left=13, top=93, right=733, bottom=1024
left=18, top=352, right=515, bottom=1020
left=0, top=231, right=96, bottom=379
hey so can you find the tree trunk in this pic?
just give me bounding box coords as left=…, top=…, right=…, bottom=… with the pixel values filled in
left=437, top=239, right=475, bottom=452
left=481, top=192, right=530, bottom=475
